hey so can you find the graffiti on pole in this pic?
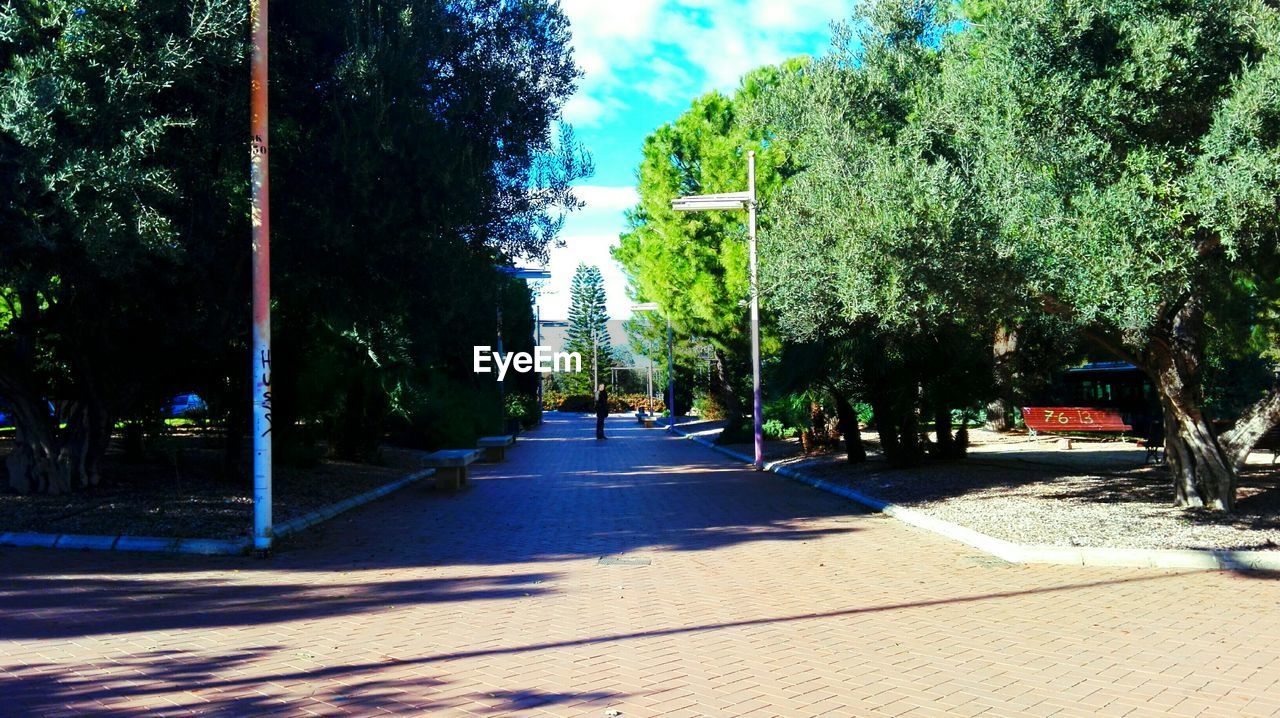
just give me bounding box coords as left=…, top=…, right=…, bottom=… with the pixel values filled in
left=258, top=348, right=272, bottom=437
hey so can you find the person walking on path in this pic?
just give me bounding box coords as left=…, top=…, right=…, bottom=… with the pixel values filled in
left=596, top=383, right=609, bottom=440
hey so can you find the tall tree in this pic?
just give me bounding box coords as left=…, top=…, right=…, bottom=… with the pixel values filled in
left=942, top=0, right=1280, bottom=510
left=563, top=263, right=612, bottom=392
left=757, top=1, right=1001, bottom=464
left=614, top=61, right=802, bottom=427
left=0, top=0, right=247, bottom=493
left=0, top=0, right=588, bottom=492
left=268, top=0, right=589, bottom=457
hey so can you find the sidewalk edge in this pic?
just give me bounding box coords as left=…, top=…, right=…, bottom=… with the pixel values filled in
left=672, top=426, right=1280, bottom=572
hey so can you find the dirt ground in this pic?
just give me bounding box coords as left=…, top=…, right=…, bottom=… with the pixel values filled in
left=714, top=426, right=1280, bottom=551
left=0, top=433, right=424, bottom=539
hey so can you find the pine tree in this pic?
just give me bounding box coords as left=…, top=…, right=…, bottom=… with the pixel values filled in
left=564, top=264, right=613, bottom=393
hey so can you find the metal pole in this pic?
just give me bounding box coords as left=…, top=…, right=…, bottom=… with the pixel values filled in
left=496, top=304, right=504, bottom=404
left=748, top=150, right=763, bottom=470
left=250, top=0, right=273, bottom=552
left=667, top=317, right=675, bottom=431
left=535, top=304, right=542, bottom=410
left=647, top=361, right=653, bottom=413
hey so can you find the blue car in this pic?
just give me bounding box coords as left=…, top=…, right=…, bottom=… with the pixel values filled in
left=168, top=393, right=208, bottom=418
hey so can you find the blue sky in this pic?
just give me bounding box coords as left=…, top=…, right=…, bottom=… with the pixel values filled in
left=535, top=0, right=858, bottom=321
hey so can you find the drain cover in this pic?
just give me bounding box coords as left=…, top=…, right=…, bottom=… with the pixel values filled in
left=598, top=556, right=651, bottom=566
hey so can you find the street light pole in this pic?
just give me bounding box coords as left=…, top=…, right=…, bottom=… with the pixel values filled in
left=670, top=150, right=764, bottom=469
left=746, top=151, right=763, bottom=469
left=535, top=303, right=542, bottom=409
left=495, top=304, right=505, bottom=406
left=632, top=302, right=674, bottom=430
left=666, top=316, right=675, bottom=431
left=647, top=361, right=653, bottom=412
left=250, top=0, right=273, bottom=552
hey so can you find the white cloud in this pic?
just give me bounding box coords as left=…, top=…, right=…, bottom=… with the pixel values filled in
left=573, top=185, right=640, bottom=212
left=746, top=0, right=855, bottom=31
left=562, top=94, right=606, bottom=126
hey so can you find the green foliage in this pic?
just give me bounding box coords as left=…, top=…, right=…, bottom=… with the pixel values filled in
left=387, top=370, right=501, bottom=451
left=504, top=391, right=541, bottom=429
left=0, top=0, right=248, bottom=490
left=761, top=418, right=797, bottom=441
left=0, top=0, right=588, bottom=490
left=691, top=391, right=728, bottom=421
left=749, top=3, right=999, bottom=465
left=764, top=391, right=815, bottom=432
left=934, top=0, right=1279, bottom=341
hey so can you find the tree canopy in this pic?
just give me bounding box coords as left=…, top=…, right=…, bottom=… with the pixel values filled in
left=625, top=0, right=1280, bottom=506
left=1, top=0, right=587, bottom=492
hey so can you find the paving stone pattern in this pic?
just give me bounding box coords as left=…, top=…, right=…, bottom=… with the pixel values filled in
left=2, top=414, right=1279, bottom=716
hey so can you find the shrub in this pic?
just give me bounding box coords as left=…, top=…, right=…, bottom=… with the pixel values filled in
left=541, top=389, right=566, bottom=411
left=692, top=391, right=728, bottom=420
left=549, top=392, right=665, bottom=414
left=505, top=392, right=541, bottom=429
left=763, top=418, right=798, bottom=440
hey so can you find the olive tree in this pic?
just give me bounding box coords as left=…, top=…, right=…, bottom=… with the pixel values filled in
left=944, top=0, right=1280, bottom=509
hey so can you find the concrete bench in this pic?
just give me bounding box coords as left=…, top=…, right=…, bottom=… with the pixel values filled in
left=477, top=435, right=516, bottom=463
left=422, top=449, right=481, bottom=490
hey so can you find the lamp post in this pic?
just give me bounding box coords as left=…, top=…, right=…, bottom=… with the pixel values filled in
left=249, top=0, right=273, bottom=552
left=671, top=150, right=763, bottom=469
left=632, top=302, right=674, bottom=431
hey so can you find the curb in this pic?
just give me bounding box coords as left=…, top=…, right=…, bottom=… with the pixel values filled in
left=672, top=427, right=1280, bottom=572
left=273, top=468, right=434, bottom=538
left=0, top=468, right=435, bottom=556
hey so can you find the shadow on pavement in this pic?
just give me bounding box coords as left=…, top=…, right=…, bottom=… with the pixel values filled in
left=3, top=645, right=627, bottom=716
left=0, top=570, right=1203, bottom=715
left=0, top=572, right=556, bottom=640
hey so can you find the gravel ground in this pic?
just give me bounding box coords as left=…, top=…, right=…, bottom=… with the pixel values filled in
left=726, top=429, right=1280, bottom=552
left=0, top=437, right=423, bottom=539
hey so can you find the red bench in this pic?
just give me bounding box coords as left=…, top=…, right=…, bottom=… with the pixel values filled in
left=1021, top=407, right=1133, bottom=435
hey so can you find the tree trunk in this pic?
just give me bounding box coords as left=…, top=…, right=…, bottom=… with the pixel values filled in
left=932, top=407, right=954, bottom=458
left=713, top=349, right=743, bottom=423
left=1160, top=401, right=1234, bottom=510
left=1142, top=298, right=1236, bottom=511
left=1221, top=379, right=1280, bottom=469
left=3, top=395, right=108, bottom=495
left=833, top=394, right=866, bottom=463
left=987, top=325, right=1018, bottom=431
left=870, top=396, right=900, bottom=461
left=984, top=399, right=1012, bottom=432
left=897, top=400, right=922, bottom=466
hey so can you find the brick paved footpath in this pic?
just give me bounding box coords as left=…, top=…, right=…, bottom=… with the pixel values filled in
left=2, top=413, right=1279, bottom=717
